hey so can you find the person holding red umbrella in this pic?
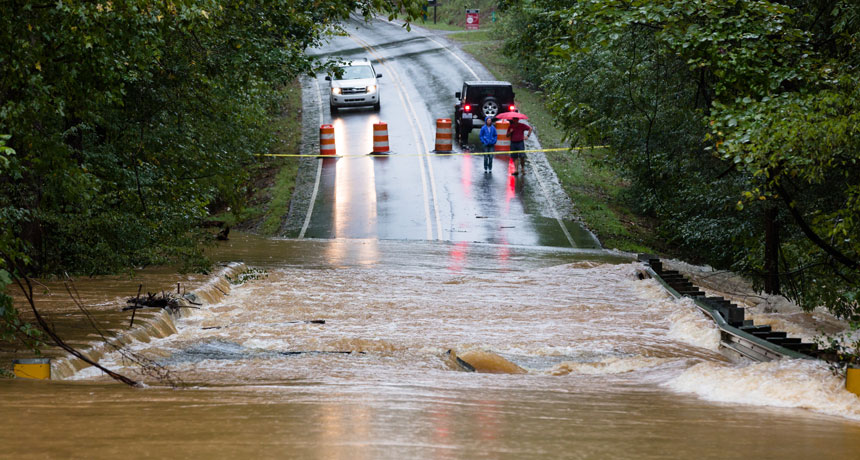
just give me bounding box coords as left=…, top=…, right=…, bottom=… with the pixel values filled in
left=505, top=116, right=531, bottom=176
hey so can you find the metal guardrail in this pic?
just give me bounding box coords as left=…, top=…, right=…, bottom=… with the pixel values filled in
left=641, top=264, right=813, bottom=362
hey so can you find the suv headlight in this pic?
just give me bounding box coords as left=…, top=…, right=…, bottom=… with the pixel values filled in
left=366, top=85, right=377, bottom=94
left=331, top=87, right=342, bottom=95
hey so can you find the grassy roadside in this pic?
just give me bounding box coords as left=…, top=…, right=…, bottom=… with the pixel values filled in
left=213, top=80, right=302, bottom=237
left=258, top=82, right=303, bottom=236
left=433, top=24, right=659, bottom=253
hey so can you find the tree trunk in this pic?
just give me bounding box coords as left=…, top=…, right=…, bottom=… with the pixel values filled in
left=764, top=206, right=781, bottom=294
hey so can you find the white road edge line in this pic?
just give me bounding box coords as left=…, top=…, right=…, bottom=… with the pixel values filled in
left=422, top=35, right=480, bottom=80
left=350, top=33, right=435, bottom=240
left=532, top=164, right=577, bottom=248
left=383, top=18, right=479, bottom=80
left=299, top=78, right=325, bottom=239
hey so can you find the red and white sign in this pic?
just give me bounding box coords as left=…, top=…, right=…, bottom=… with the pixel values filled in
left=465, top=9, right=479, bottom=30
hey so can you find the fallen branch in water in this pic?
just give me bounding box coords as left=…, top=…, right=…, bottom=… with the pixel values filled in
left=123, top=290, right=198, bottom=313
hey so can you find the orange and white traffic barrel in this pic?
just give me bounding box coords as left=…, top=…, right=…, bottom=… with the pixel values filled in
left=372, top=122, right=390, bottom=154
left=319, top=124, right=336, bottom=156
left=495, top=120, right=511, bottom=152
left=434, top=118, right=453, bottom=152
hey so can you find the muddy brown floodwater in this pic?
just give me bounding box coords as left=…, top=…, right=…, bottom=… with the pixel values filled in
left=2, top=235, right=860, bottom=459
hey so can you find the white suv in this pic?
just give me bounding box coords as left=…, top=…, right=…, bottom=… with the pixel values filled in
left=325, top=59, right=382, bottom=114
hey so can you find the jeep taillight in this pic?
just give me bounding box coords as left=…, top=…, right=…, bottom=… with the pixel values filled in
left=464, top=104, right=471, bottom=112
left=509, top=105, right=516, bottom=112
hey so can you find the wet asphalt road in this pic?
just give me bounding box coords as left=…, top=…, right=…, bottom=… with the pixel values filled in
left=285, top=18, right=599, bottom=249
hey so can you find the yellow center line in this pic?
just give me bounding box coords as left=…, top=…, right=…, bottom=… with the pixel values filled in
left=344, top=31, right=436, bottom=239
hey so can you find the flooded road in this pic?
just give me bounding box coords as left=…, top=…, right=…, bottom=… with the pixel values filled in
left=3, top=18, right=860, bottom=458
left=3, top=236, right=860, bottom=458
left=3, top=375, right=859, bottom=459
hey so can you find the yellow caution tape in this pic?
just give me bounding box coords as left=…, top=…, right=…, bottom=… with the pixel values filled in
left=255, top=145, right=608, bottom=159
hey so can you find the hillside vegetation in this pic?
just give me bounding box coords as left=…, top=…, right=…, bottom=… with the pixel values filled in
left=496, top=0, right=860, bottom=318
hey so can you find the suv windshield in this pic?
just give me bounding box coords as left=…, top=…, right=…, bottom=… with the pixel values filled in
left=338, top=65, right=375, bottom=80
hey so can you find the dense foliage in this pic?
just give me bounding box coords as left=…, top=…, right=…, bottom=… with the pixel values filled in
left=502, top=0, right=860, bottom=317
left=0, top=1, right=422, bottom=347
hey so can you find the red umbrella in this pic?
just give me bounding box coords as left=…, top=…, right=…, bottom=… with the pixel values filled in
left=495, top=111, right=528, bottom=120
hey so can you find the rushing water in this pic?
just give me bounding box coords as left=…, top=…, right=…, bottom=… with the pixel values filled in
left=2, top=235, right=860, bottom=458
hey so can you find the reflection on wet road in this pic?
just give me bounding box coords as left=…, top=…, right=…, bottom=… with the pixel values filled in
left=294, top=19, right=599, bottom=249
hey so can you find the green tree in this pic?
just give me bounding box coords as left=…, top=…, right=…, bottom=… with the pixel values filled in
left=1, top=136, right=42, bottom=350
left=502, top=0, right=860, bottom=316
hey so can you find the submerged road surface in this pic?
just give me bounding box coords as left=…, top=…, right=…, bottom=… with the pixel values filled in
left=286, top=18, right=598, bottom=248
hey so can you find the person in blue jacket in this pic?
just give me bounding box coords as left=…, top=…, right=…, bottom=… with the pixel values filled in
left=479, top=116, right=497, bottom=173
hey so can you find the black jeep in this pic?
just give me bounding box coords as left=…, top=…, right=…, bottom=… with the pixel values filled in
left=453, top=81, right=517, bottom=144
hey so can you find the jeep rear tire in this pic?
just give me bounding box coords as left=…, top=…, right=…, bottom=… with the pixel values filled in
left=480, top=97, right=500, bottom=119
